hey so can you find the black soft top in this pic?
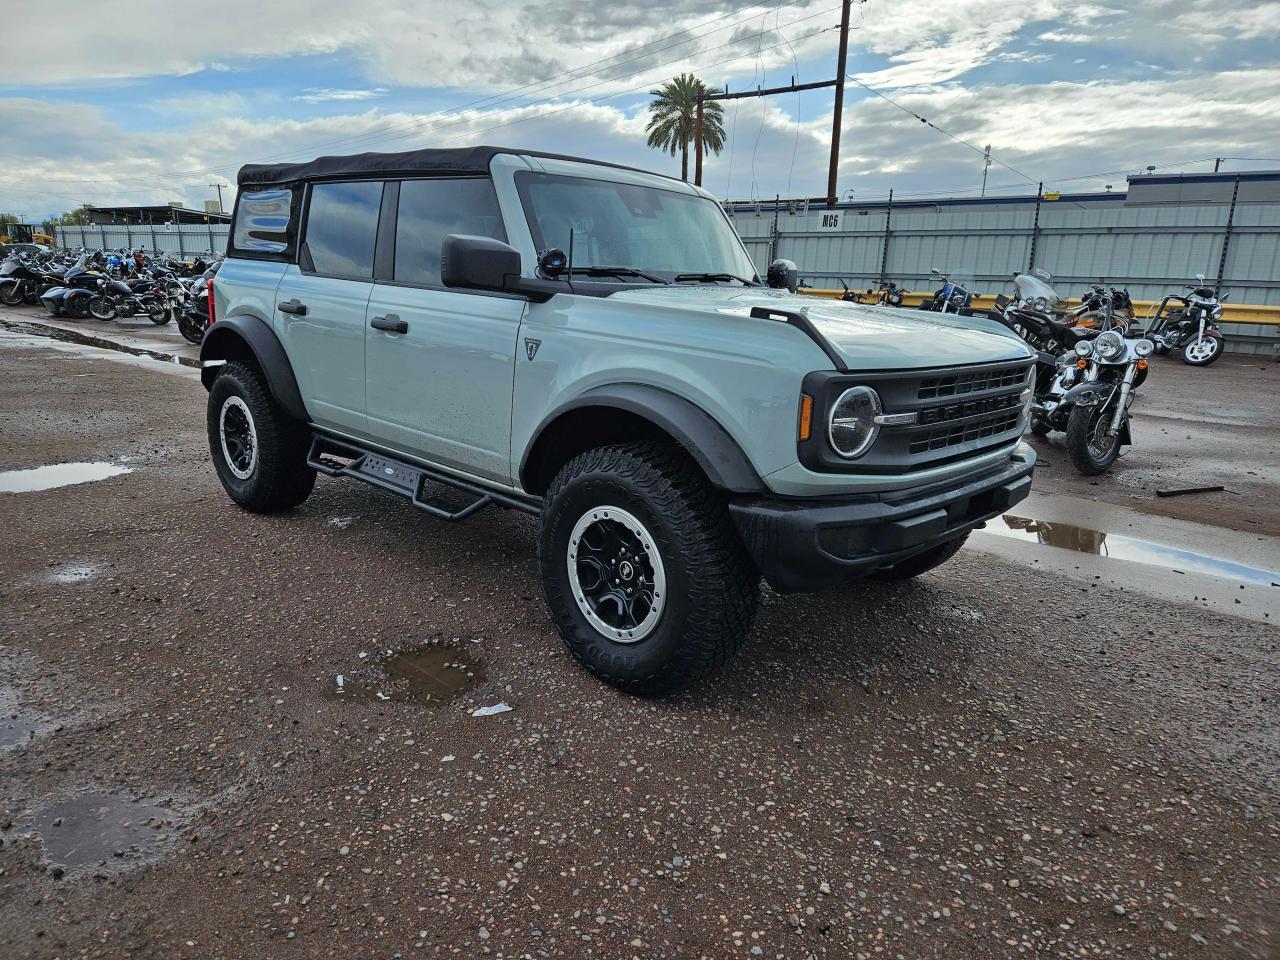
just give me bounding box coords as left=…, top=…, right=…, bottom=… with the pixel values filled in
left=237, top=145, right=672, bottom=187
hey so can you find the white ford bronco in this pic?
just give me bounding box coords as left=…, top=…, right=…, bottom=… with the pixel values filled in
left=201, top=145, right=1036, bottom=694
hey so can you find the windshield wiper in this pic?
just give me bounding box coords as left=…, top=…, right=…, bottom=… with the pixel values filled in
left=568, top=265, right=670, bottom=284
left=672, top=272, right=758, bottom=286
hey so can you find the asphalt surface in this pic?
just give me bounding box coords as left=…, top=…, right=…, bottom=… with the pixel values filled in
left=0, top=329, right=1277, bottom=959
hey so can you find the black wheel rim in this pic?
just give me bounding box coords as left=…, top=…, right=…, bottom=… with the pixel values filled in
left=568, top=506, right=666, bottom=642
left=219, top=397, right=257, bottom=479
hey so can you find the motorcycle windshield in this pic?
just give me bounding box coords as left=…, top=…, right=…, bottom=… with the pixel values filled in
left=1014, top=273, right=1059, bottom=303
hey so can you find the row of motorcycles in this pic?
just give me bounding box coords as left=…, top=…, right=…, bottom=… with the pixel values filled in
left=835, top=266, right=1229, bottom=475
left=0, top=247, right=221, bottom=345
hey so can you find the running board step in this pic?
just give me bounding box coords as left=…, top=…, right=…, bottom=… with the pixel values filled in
left=306, top=435, right=537, bottom=521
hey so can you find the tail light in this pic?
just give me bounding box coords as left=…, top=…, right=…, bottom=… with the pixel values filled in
left=207, top=280, right=216, bottom=326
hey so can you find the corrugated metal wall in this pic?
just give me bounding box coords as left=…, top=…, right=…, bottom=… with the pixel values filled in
left=55, top=223, right=229, bottom=257
left=728, top=200, right=1280, bottom=306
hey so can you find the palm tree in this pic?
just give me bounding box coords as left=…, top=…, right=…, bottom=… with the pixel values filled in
left=645, top=73, right=726, bottom=182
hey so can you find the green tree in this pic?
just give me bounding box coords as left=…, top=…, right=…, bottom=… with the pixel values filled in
left=51, top=204, right=93, bottom=226
left=645, top=73, right=726, bottom=182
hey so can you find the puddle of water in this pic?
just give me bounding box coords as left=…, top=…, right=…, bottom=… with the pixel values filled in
left=325, top=648, right=485, bottom=705
left=984, top=514, right=1280, bottom=588
left=0, top=462, right=131, bottom=493
left=46, top=562, right=103, bottom=584
left=34, top=792, right=180, bottom=871
left=0, top=681, right=50, bottom=749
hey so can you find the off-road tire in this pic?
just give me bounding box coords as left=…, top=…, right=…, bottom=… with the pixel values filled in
left=871, top=532, right=969, bottom=582
left=1065, top=401, right=1121, bottom=475
left=207, top=361, right=315, bottom=513
left=539, top=441, right=759, bottom=696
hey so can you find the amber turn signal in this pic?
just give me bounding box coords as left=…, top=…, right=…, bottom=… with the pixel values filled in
left=1137, top=358, right=1148, bottom=369
left=798, top=394, right=813, bottom=441
left=1077, top=358, right=1088, bottom=368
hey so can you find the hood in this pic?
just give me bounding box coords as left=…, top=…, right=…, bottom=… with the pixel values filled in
left=608, top=286, right=1032, bottom=370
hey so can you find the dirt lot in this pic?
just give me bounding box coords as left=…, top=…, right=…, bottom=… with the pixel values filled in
left=0, top=331, right=1277, bottom=959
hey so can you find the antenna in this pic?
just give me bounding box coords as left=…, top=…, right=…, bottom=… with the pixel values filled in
left=566, top=228, right=575, bottom=288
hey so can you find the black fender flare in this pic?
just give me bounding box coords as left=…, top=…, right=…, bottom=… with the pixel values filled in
left=199, top=312, right=309, bottom=421
left=521, top=383, right=766, bottom=494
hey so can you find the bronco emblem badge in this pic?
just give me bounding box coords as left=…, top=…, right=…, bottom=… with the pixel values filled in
left=525, top=338, right=542, bottom=361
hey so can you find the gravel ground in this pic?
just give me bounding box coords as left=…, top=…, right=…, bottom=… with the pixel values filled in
left=0, top=336, right=1276, bottom=959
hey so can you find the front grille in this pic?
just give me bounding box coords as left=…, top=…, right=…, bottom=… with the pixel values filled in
left=909, top=407, right=1023, bottom=455
left=917, top=363, right=1028, bottom=400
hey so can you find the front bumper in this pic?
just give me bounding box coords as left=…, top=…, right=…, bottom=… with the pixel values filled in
left=728, top=445, right=1035, bottom=593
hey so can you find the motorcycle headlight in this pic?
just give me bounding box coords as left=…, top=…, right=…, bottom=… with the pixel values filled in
left=1033, top=296, right=1048, bottom=312
left=1211, top=304, right=1223, bottom=320
left=1074, top=340, right=1094, bottom=358
left=1133, top=338, right=1154, bottom=357
left=1094, top=330, right=1125, bottom=362
left=828, top=386, right=882, bottom=459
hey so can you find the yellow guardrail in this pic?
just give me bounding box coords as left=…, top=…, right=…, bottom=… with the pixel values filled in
left=797, top=289, right=1280, bottom=327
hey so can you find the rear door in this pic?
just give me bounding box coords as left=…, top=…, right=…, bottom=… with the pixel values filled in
left=275, top=179, right=384, bottom=435
left=364, top=177, right=524, bottom=483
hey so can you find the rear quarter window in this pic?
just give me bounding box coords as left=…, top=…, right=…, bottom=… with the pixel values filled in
left=230, top=188, right=297, bottom=259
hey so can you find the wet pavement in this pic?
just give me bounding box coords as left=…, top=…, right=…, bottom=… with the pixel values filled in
left=0, top=328, right=1277, bottom=959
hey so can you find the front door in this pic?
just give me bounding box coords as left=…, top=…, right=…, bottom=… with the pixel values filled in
left=364, top=177, right=523, bottom=484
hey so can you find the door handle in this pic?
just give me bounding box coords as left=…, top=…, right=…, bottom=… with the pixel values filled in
left=278, top=299, right=308, bottom=316
left=370, top=313, right=408, bottom=334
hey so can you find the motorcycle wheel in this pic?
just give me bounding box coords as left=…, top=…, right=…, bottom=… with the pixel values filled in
left=0, top=282, right=24, bottom=306
left=1065, top=402, right=1122, bottom=475
left=1182, top=336, right=1223, bottom=366
left=1133, top=365, right=1149, bottom=389
left=66, top=297, right=92, bottom=319
left=88, top=297, right=118, bottom=321
left=177, top=314, right=207, bottom=345
left=149, top=305, right=172, bottom=325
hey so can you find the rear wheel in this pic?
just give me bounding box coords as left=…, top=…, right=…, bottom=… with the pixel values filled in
left=207, top=361, right=315, bottom=513
left=872, top=532, right=969, bottom=582
left=1066, top=400, right=1121, bottom=475
left=539, top=442, right=758, bottom=696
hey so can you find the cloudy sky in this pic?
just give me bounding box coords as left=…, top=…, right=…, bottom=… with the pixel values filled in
left=2, top=0, right=1278, bottom=220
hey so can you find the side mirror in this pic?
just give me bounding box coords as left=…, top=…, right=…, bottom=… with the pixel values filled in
left=441, top=234, right=521, bottom=292
left=1195, top=272, right=1205, bottom=282
left=766, top=258, right=798, bottom=293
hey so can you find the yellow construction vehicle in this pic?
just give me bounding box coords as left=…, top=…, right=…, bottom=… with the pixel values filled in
left=0, top=223, right=55, bottom=247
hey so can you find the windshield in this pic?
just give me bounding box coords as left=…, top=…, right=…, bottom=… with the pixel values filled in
left=515, top=172, right=757, bottom=282
left=1014, top=273, right=1059, bottom=303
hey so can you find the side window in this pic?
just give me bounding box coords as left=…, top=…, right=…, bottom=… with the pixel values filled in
left=304, top=181, right=383, bottom=279
left=231, top=188, right=295, bottom=257
left=394, top=178, right=506, bottom=287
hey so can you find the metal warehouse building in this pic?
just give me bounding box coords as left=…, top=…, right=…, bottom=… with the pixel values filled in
left=728, top=170, right=1280, bottom=325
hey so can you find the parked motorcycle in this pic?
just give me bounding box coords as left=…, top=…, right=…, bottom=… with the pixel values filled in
left=177, top=262, right=220, bottom=344
left=1145, top=274, right=1226, bottom=366
left=876, top=280, right=906, bottom=307
left=919, top=268, right=975, bottom=314
left=1041, top=330, right=1154, bottom=475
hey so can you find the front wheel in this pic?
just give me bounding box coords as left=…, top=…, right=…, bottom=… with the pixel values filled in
left=207, top=361, right=315, bottom=513
left=1065, top=400, right=1122, bottom=475
left=0, top=281, right=23, bottom=306
left=539, top=442, right=759, bottom=696
left=178, top=313, right=206, bottom=344
left=1182, top=335, right=1223, bottom=366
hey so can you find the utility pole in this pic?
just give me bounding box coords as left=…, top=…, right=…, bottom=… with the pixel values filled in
left=208, top=182, right=225, bottom=213
left=694, top=0, right=856, bottom=206
left=826, top=0, right=852, bottom=209
left=981, top=145, right=992, bottom=197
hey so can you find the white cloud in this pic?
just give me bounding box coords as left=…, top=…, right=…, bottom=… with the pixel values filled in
left=293, top=88, right=389, bottom=103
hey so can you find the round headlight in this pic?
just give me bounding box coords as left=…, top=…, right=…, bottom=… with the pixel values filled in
left=1033, top=296, right=1048, bottom=312
left=1094, top=330, right=1125, bottom=361
left=828, top=386, right=882, bottom=459
left=1133, top=338, right=1154, bottom=357
left=1074, top=340, right=1093, bottom=357
left=1211, top=304, right=1223, bottom=320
